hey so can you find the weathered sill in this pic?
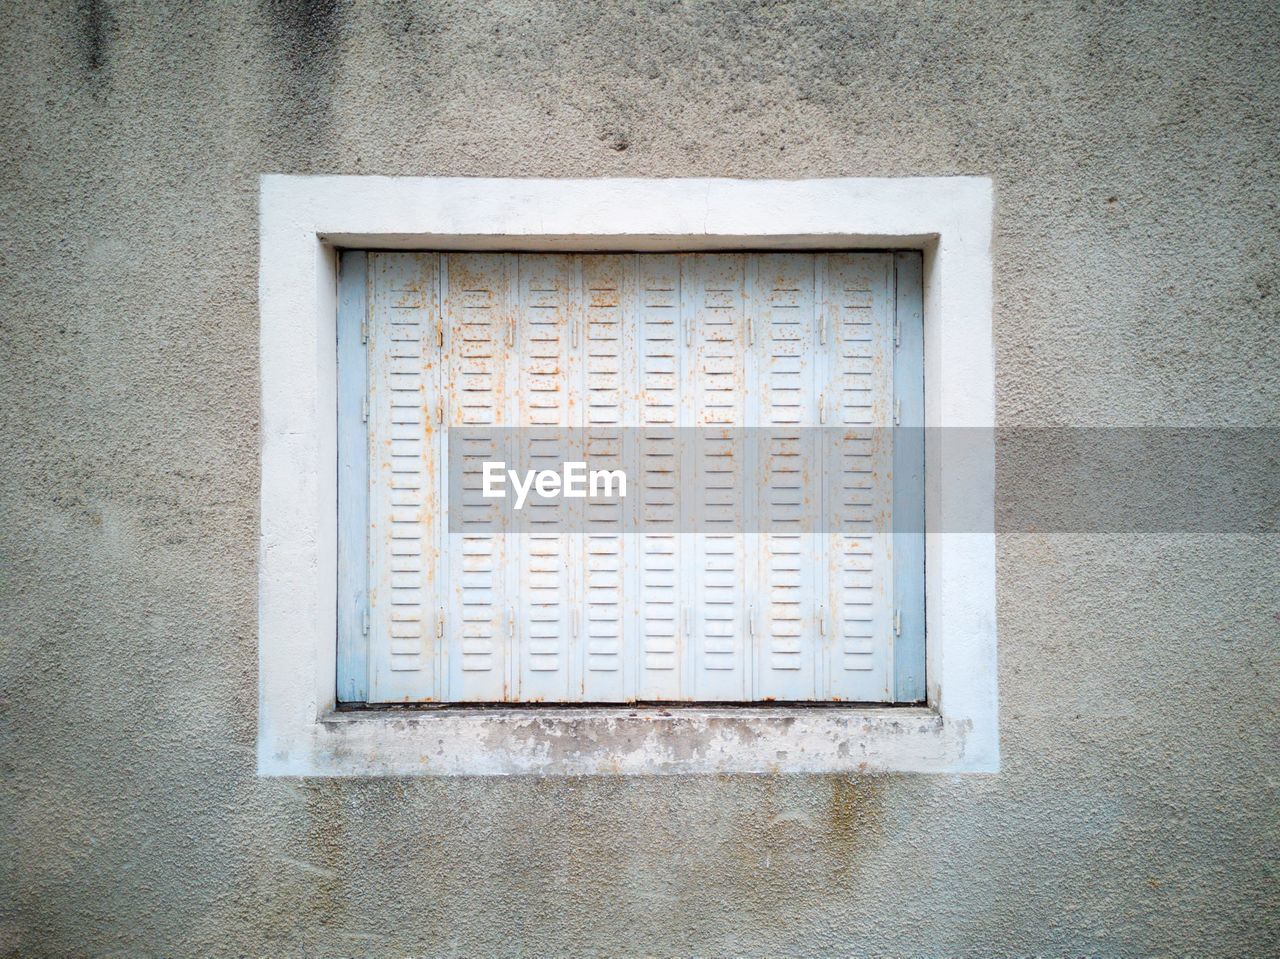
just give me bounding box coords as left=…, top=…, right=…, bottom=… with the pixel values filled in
left=331, top=700, right=928, bottom=713
left=301, top=704, right=965, bottom=776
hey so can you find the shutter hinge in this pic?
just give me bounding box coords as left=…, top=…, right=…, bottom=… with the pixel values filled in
left=436, top=607, right=445, bottom=639
left=361, top=396, right=369, bottom=423
left=894, top=399, right=901, bottom=426
left=819, top=393, right=826, bottom=426
left=436, top=404, right=443, bottom=425
left=361, top=608, right=369, bottom=636
left=893, top=609, right=901, bottom=637
left=360, top=318, right=368, bottom=345
left=437, top=324, right=444, bottom=348
left=747, top=317, right=755, bottom=346
left=818, top=605, right=826, bottom=637
left=747, top=605, right=755, bottom=639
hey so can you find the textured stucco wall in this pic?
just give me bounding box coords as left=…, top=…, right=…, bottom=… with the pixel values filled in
left=1, top=1, right=1277, bottom=956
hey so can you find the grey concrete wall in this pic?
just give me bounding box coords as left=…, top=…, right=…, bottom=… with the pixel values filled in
left=1, top=1, right=1276, bottom=955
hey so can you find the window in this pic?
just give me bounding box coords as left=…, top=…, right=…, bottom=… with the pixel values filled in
left=338, top=251, right=924, bottom=705
left=258, top=176, right=996, bottom=775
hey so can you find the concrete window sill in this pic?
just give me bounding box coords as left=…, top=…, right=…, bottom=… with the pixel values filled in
left=303, top=704, right=961, bottom=776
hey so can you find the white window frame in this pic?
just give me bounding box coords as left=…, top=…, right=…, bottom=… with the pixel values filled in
left=258, top=176, right=996, bottom=776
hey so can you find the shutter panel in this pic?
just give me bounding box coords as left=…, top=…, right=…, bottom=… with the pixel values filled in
left=512, top=254, right=576, bottom=701
left=752, top=254, right=821, bottom=700
left=634, top=255, right=685, bottom=699
left=443, top=253, right=513, bottom=701
left=892, top=251, right=926, bottom=702
left=821, top=254, right=895, bottom=701
left=579, top=255, right=637, bottom=701
left=684, top=254, right=749, bottom=700
left=337, top=252, right=369, bottom=703
left=367, top=253, right=442, bottom=701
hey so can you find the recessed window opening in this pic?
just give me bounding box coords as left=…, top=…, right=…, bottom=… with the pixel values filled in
left=338, top=251, right=925, bottom=706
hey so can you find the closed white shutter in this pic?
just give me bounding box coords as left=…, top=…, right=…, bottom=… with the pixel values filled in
left=366, top=253, right=443, bottom=702
left=635, top=255, right=683, bottom=699
left=580, top=255, right=636, bottom=701
left=822, top=254, right=896, bottom=701
left=685, top=255, right=750, bottom=699
left=509, top=254, right=574, bottom=700
left=753, top=253, right=823, bottom=700
left=442, top=253, right=512, bottom=702
left=341, top=251, right=919, bottom=704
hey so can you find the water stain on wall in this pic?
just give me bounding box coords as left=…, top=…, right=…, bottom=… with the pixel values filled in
left=76, top=0, right=112, bottom=78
